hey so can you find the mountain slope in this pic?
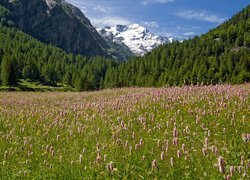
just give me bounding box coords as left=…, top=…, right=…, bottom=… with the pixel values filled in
left=0, top=23, right=118, bottom=90
left=97, top=24, right=169, bottom=56
left=103, top=5, right=250, bottom=87
left=0, top=0, right=120, bottom=58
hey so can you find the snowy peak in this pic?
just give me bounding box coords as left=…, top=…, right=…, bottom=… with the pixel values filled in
left=97, top=24, right=169, bottom=56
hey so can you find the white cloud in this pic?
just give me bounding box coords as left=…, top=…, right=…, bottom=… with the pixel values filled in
left=183, top=32, right=195, bottom=36
left=157, top=24, right=201, bottom=40
left=142, top=0, right=174, bottom=5
left=93, top=5, right=112, bottom=14
left=66, top=1, right=132, bottom=28
left=142, top=21, right=159, bottom=28
left=91, top=16, right=132, bottom=27
left=66, top=1, right=113, bottom=15
left=176, top=10, right=225, bottom=23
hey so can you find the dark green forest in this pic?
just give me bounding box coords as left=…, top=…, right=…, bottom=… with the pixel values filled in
left=0, top=25, right=117, bottom=91
left=0, top=5, right=249, bottom=91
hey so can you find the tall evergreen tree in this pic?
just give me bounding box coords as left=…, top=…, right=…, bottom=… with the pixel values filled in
left=1, top=56, right=17, bottom=86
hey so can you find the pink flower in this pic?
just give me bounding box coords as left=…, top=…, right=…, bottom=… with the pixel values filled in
left=237, top=166, right=242, bottom=173
left=182, top=144, right=185, bottom=152
left=56, top=135, right=60, bottom=141
left=157, top=139, right=161, bottom=147
left=170, top=157, right=174, bottom=166
left=218, top=156, right=225, bottom=173
left=59, top=155, right=63, bottom=162
left=125, top=140, right=128, bottom=148
left=96, top=143, right=100, bottom=152
left=204, top=137, right=209, bottom=147
left=226, top=175, right=231, bottom=180
left=160, top=151, right=164, bottom=161
left=173, top=127, right=178, bottom=138
left=241, top=156, right=244, bottom=165
left=107, top=161, right=114, bottom=172
left=132, top=132, right=135, bottom=139
left=79, top=154, right=83, bottom=163
left=152, top=159, right=157, bottom=170
left=135, top=144, right=139, bottom=150
left=229, top=166, right=234, bottom=176
left=177, top=150, right=181, bottom=159
left=185, top=126, right=190, bottom=134
left=208, top=130, right=211, bottom=137
left=139, top=139, right=143, bottom=147
left=173, top=137, right=178, bottom=146
left=196, top=115, right=200, bottom=124
left=104, top=155, right=107, bottom=162
left=96, top=152, right=101, bottom=163
left=120, top=121, right=125, bottom=128
left=211, top=145, right=218, bottom=155
left=202, top=148, right=207, bottom=156
left=223, top=128, right=226, bottom=134
left=142, top=155, right=145, bottom=161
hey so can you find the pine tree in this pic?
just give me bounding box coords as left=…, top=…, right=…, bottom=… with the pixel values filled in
left=1, top=56, right=17, bottom=86
left=75, top=76, right=84, bottom=91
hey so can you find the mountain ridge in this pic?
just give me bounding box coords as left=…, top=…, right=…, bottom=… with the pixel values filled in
left=97, top=24, right=170, bottom=56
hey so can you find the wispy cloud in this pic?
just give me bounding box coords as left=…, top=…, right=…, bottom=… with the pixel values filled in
left=183, top=32, right=195, bottom=36
left=176, top=10, right=226, bottom=23
left=157, top=23, right=201, bottom=40
left=66, top=0, right=114, bottom=16
left=142, top=21, right=159, bottom=28
left=91, top=16, right=132, bottom=27
left=93, top=5, right=112, bottom=14
left=142, top=0, right=174, bottom=6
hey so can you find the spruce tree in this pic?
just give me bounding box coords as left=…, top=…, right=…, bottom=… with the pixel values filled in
left=1, top=57, right=17, bottom=86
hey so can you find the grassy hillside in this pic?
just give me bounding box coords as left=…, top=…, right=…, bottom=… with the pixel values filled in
left=0, top=80, right=74, bottom=92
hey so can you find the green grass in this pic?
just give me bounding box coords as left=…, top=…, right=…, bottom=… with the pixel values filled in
left=0, top=80, right=75, bottom=92
left=0, top=84, right=249, bottom=179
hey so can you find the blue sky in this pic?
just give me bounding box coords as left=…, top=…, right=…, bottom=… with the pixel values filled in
left=67, top=0, right=249, bottom=39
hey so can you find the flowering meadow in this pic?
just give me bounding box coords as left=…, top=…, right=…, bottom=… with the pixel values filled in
left=0, top=84, right=249, bottom=179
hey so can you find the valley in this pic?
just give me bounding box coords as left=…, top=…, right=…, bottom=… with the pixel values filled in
left=0, top=0, right=249, bottom=179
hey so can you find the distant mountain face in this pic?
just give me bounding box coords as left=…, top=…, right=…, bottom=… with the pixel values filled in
left=0, top=0, right=132, bottom=60
left=97, top=24, right=170, bottom=56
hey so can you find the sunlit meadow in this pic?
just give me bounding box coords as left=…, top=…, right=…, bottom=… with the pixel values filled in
left=0, top=84, right=249, bottom=179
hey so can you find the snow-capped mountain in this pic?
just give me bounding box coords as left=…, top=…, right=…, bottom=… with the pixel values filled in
left=97, top=24, right=170, bottom=56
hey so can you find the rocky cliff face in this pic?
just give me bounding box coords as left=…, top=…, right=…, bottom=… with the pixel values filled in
left=1, top=0, right=108, bottom=57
